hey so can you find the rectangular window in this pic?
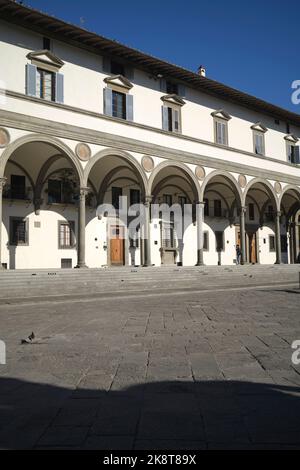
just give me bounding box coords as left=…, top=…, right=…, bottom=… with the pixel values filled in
left=11, top=175, right=26, bottom=200
left=287, top=143, right=300, bottom=164
left=163, top=106, right=181, bottom=133
left=166, top=81, right=178, bottom=94
left=204, top=198, right=209, bottom=217
left=265, top=205, right=274, bottom=222
left=269, top=235, right=275, bottom=252
left=36, top=68, right=55, bottom=101
left=48, top=179, right=62, bottom=204
left=112, top=90, right=126, bottom=119
left=43, top=37, right=51, bottom=50
left=249, top=203, right=255, bottom=221
left=112, top=186, right=122, bottom=209
left=253, top=131, right=265, bottom=155
left=110, top=61, right=125, bottom=76
left=10, top=217, right=28, bottom=245
left=215, top=119, right=228, bottom=145
left=215, top=231, right=224, bottom=252
left=203, top=231, right=209, bottom=251
left=130, top=189, right=140, bottom=206
left=59, top=221, right=75, bottom=249
left=163, top=194, right=172, bottom=206
left=214, top=199, right=222, bottom=217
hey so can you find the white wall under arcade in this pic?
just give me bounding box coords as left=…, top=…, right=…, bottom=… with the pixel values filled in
left=2, top=204, right=78, bottom=269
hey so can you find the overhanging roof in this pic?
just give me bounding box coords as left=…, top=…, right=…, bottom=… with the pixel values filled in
left=1, top=0, right=300, bottom=127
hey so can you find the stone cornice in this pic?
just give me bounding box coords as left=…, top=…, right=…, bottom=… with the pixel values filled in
left=0, top=107, right=300, bottom=187
left=3, top=89, right=300, bottom=169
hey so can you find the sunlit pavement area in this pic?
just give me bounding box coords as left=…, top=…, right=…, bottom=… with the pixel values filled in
left=0, top=281, right=300, bottom=450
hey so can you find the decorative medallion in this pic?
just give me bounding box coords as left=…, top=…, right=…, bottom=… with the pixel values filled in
left=274, top=181, right=282, bottom=194
left=142, top=155, right=154, bottom=172
left=75, top=143, right=91, bottom=161
left=0, top=128, right=10, bottom=148
left=238, top=174, right=247, bottom=188
left=195, top=165, right=205, bottom=180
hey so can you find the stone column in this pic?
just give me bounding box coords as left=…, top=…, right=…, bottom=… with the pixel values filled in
left=240, top=206, right=246, bottom=265
left=75, top=187, right=89, bottom=268
left=143, top=196, right=152, bottom=267
left=0, top=178, right=6, bottom=269
left=275, top=211, right=282, bottom=264
left=196, top=201, right=205, bottom=266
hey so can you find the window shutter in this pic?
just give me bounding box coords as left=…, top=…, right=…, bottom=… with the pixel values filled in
left=102, top=57, right=111, bottom=73
left=55, top=73, right=64, bottom=103
left=125, top=66, right=134, bottom=80
left=160, top=78, right=167, bottom=93
left=126, top=94, right=134, bottom=121
left=26, top=64, right=37, bottom=96
left=177, top=84, right=186, bottom=98
left=162, top=106, right=169, bottom=131
left=294, top=146, right=300, bottom=163
left=103, top=87, right=113, bottom=116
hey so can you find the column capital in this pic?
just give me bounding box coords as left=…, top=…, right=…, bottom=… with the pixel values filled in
left=195, top=201, right=206, bottom=207
left=143, top=195, right=153, bottom=205
left=276, top=210, right=282, bottom=218
left=239, top=206, right=247, bottom=215
left=79, top=186, right=90, bottom=196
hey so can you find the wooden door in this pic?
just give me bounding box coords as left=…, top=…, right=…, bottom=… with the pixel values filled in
left=110, top=225, right=124, bottom=265
left=248, top=232, right=257, bottom=263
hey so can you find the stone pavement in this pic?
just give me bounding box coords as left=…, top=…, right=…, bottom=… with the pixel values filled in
left=0, top=284, right=300, bottom=449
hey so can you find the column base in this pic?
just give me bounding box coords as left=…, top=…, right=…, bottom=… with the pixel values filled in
left=195, top=262, right=205, bottom=266
left=74, top=263, right=89, bottom=269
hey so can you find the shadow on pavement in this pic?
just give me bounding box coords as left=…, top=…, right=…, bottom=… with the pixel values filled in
left=0, top=377, right=300, bottom=450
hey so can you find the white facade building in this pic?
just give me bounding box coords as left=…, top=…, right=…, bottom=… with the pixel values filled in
left=0, top=0, right=300, bottom=270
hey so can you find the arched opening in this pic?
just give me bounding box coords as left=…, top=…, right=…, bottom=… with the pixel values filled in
left=280, top=186, right=300, bottom=263
left=1, top=137, right=82, bottom=269
left=200, top=171, right=242, bottom=266
left=149, top=162, right=200, bottom=266
left=85, top=151, right=147, bottom=267
left=243, top=179, right=278, bottom=264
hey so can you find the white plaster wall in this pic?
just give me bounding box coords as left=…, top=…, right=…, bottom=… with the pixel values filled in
left=2, top=203, right=78, bottom=269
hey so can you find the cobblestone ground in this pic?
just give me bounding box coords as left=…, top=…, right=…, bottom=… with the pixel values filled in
left=0, top=286, right=300, bottom=449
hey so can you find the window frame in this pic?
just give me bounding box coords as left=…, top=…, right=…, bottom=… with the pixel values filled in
left=111, top=90, right=127, bottom=120
left=36, top=67, right=56, bottom=101
left=253, top=130, right=265, bottom=155
left=58, top=220, right=76, bottom=249
left=9, top=216, right=29, bottom=246
left=214, top=118, right=228, bottom=146
left=269, top=234, right=276, bottom=252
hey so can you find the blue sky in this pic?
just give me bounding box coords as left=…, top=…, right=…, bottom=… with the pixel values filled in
left=24, top=0, right=300, bottom=113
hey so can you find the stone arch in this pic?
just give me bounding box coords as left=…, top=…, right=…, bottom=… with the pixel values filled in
left=148, top=160, right=201, bottom=202
left=199, top=170, right=242, bottom=207
left=97, top=165, right=140, bottom=204
left=0, top=133, right=84, bottom=184
left=278, top=185, right=300, bottom=207
left=243, top=177, right=278, bottom=210
left=84, top=148, right=148, bottom=198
